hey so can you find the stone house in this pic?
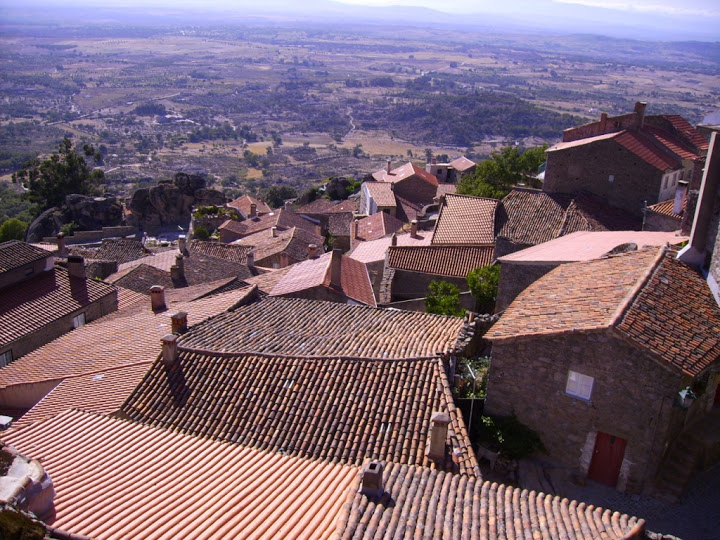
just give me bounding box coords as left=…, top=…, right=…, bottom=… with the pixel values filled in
left=544, top=102, right=708, bottom=217
left=425, top=156, right=476, bottom=183
left=0, top=241, right=118, bottom=366
left=485, top=246, right=720, bottom=495
left=226, top=194, right=271, bottom=219
left=217, top=208, right=318, bottom=243
left=231, top=225, right=325, bottom=268
left=371, top=161, right=439, bottom=207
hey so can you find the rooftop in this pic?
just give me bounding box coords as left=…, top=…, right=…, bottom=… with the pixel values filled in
left=387, top=245, right=495, bottom=278
left=233, top=226, right=325, bottom=264
left=2, top=409, right=357, bottom=539
left=449, top=155, right=476, bottom=172
left=372, top=162, right=439, bottom=187
left=187, top=239, right=251, bottom=263
left=432, top=193, right=498, bottom=245
left=363, top=182, right=396, bottom=208
left=0, top=240, right=50, bottom=274
left=645, top=198, right=684, bottom=219
left=177, top=295, right=467, bottom=358
left=354, top=212, right=405, bottom=242
left=67, top=238, right=155, bottom=266
left=219, top=208, right=317, bottom=239
left=226, top=193, right=271, bottom=216
left=122, top=351, right=477, bottom=475
left=348, top=231, right=432, bottom=264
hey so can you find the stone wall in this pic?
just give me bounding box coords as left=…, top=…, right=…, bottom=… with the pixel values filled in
left=484, top=331, right=684, bottom=494
left=390, top=269, right=467, bottom=302
left=393, top=176, right=438, bottom=206
left=642, top=210, right=681, bottom=232
left=544, top=138, right=662, bottom=217
left=495, top=262, right=558, bottom=312
left=493, top=237, right=532, bottom=259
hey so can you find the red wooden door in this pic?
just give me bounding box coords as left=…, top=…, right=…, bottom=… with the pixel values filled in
left=588, top=432, right=627, bottom=487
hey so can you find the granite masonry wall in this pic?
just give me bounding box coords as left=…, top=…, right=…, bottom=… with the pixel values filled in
left=495, top=262, right=558, bottom=312
left=390, top=269, right=468, bottom=302
left=484, top=331, right=688, bottom=494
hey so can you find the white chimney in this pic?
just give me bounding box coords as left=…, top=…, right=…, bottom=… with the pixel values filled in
left=246, top=250, right=255, bottom=268
left=308, top=244, right=318, bottom=259
left=270, top=226, right=277, bottom=238
left=426, top=411, right=450, bottom=459
left=673, top=180, right=688, bottom=215
left=249, top=202, right=257, bottom=218
left=66, top=255, right=85, bottom=279
left=56, top=232, right=66, bottom=256
left=330, top=249, right=342, bottom=290
left=410, top=220, right=418, bottom=238
left=359, top=461, right=384, bottom=497
left=161, top=334, right=178, bottom=366
left=178, top=235, right=186, bottom=252
left=150, top=285, right=166, bottom=311
left=171, top=311, right=188, bottom=334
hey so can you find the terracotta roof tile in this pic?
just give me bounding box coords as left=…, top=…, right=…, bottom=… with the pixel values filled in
left=387, top=245, right=495, bottom=277
left=219, top=208, right=317, bottom=239
left=435, top=183, right=457, bottom=197
left=334, top=462, right=645, bottom=539
left=295, top=198, right=339, bottom=215
left=645, top=127, right=701, bottom=161
left=646, top=198, right=683, bottom=219
left=68, top=238, right=153, bottom=265
left=3, top=409, right=356, bottom=539
left=187, top=239, right=251, bottom=263
left=0, top=240, right=50, bottom=272
left=432, top=193, right=498, bottom=245
left=327, top=199, right=359, bottom=213
left=363, top=182, right=396, bottom=208
left=662, top=114, right=709, bottom=151
left=179, top=296, right=467, bottom=358
left=0, top=267, right=117, bottom=348
left=328, top=212, right=354, bottom=237
left=614, top=130, right=681, bottom=171
left=449, top=156, right=476, bottom=172
left=394, top=195, right=423, bottom=223
left=227, top=193, right=272, bottom=216
left=233, top=226, right=325, bottom=264
left=243, top=266, right=294, bottom=293
left=372, top=162, right=439, bottom=187
left=355, top=212, right=405, bottom=242
left=122, top=352, right=478, bottom=475
left=349, top=231, right=432, bottom=264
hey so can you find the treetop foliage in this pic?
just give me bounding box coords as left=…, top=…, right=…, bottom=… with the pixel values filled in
left=425, top=280, right=465, bottom=317
left=467, top=264, right=500, bottom=313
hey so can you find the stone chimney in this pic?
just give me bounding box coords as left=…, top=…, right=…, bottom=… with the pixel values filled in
left=330, top=248, right=342, bottom=290
left=249, top=202, right=257, bottom=218
left=353, top=220, right=359, bottom=241
left=280, top=252, right=289, bottom=268
left=359, top=461, right=384, bottom=497
left=386, top=160, right=392, bottom=175
left=66, top=255, right=85, bottom=279
left=150, top=285, right=166, bottom=312
left=673, top=180, right=688, bottom=215
left=426, top=411, right=450, bottom=459
left=56, top=232, right=66, bottom=256
left=308, top=243, right=318, bottom=259
left=170, top=252, right=185, bottom=282
left=171, top=311, right=188, bottom=334
left=410, top=220, right=418, bottom=238
left=161, top=334, right=178, bottom=366
left=634, top=101, right=647, bottom=129
left=246, top=250, right=255, bottom=268
left=431, top=157, right=437, bottom=165
left=600, top=112, right=608, bottom=132
left=270, top=226, right=277, bottom=238
left=177, top=235, right=186, bottom=252
left=391, top=233, right=397, bottom=247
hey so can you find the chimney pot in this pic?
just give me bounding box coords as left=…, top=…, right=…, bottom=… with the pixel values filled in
left=246, top=250, right=255, bottom=268
left=161, top=334, right=178, bottom=366
left=56, top=232, right=67, bottom=256
left=673, top=180, right=688, bottom=215
left=270, top=226, right=277, bottom=238
left=600, top=112, right=608, bottom=131
left=177, top=235, right=186, bottom=252
left=359, top=461, right=384, bottom=497
left=308, top=243, right=318, bottom=259
left=410, top=220, right=418, bottom=238
left=66, top=255, right=85, bottom=279
left=250, top=202, right=257, bottom=218
left=634, top=101, right=647, bottom=129
left=280, top=252, right=289, bottom=268
left=330, top=248, right=342, bottom=290
left=171, top=311, right=188, bottom=334
left=426, top=411, right=451, bottom=459
left=150, top=285, right=166, bottom=312
left=391, top=233, right=397, bottom=247
left=387, top=160, right=392, bottom=175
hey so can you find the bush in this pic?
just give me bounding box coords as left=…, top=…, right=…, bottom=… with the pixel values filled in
left=193, top=225, right=209, bottom=240
left=477, top=414, right=546, bottom=460
left=425, top=280, right=464, bottom=317
left=0, top=218, right=27, bottom=241
left=467, top=264, right=500, bottom=313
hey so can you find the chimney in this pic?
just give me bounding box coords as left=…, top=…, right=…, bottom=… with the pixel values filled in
left=426, top=411, right=450, bottom=459
left=66, top=255, right=85, bottom=279
left=431, top=157, right=437, bottom=165
left=634, top=101, right=647, bottom=129
left=170, top=252, right=185, bottom=282
left=171, top=311, right=188, bottom=334
left=177, top=235, right=186, bottom=252
left=279, top=252, right=289, bottom=268
left=246, top=250, right=255, bottom=268
left=410, top=220, right=418, bottom=238
left=353, top=220, right=359, bottom=241
left=330, top=248, right=342, bottom=290
left=161, top=334, right=178, bottom=366
left=600, top=112, right=608, bottom=132
left=249, top=202, right=257, bottom=218
left=270, top=226, right=277, bottom=238
left=359, top=461, right=384, bottom=497
left=391, top=233, right=397, bottom=247
left=673, top=180, right=688, bottom=215
left=150, top=285, right=166, bottom=311
left=56, top=232, right=66, bottom=256
left=386, top=160, right=392, bottom=175
left=308, top=243, right=318, bottom=259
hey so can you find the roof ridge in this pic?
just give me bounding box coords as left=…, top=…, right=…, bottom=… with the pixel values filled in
left=175, top=345, right=445, bottom=362
left=610, top=245, right=667, bottom=328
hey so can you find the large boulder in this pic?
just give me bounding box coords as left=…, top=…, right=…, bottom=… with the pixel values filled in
left=64, top=194, right=123, bottom=230
left=25, top=207, right=64, bottom=243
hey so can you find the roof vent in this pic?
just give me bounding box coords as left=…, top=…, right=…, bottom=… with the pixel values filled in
left=56, top=232, right=67, bottom=256
left=308, top=243, right=318, bottom=259
left=410, top=220, right=418, bottom=238
left=359, top=461, right=384, bottom=497
left=426, top=411, right=450, bottom=459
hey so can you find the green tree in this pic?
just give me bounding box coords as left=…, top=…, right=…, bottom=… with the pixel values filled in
left=467, top=264, right=500, bottom=313
left=12, top=138, right=104, bottom=216
left=264, top=185, right=298, bottom=208
left=0, top=218, right=27, bottom=241
left=425, top=280, right=464, bottom=317
left=457, top=145, right=548, bottom=199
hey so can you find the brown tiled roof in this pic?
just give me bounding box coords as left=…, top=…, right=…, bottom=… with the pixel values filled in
left=3, top=409, right=356, bottom=539
left=295, top=197, right=339, bottom=215
left=68, top=238, right=151, bottom=265
left=646, top=127, right=700, bottom=161
left=327, top=199, right=359, bottom=213
left=395, top=195, right=423, bottom=223
left=449, top=155, right=476, bottom=172
left=234, top=226, right=325, bottom=264
left=614, top=130, right=681, bottom=171
left=0, top=240, right=50, bottom=273
left=122, top=352, right=478, bottom=475
left=328, top=212, right=354, bottom=237
left=111, top=263, right=174, bottom=293
left=0, top=286, right=254, bottom=389
left=243, top=266, right=294, bottom=293
left=489, top=247, right=720, bottom=376
left=0, top=267, right=117, bottom=348
left=187, top=239, right=251, bottom=263
left=662, top=114, right=709, bottom=151
left=372, top=162, right=439, bottom=187
left=432, top=193, right=498, bottom=245
left=387, top=245, right=495, bottom=278
left=178, top=296, right=467, bottom=358
left=349, top=231, right=432, bottom=264
left=227, top=193, right=271, bottom=216
left=646, top=198, right=683, bottom=219
left=355, top=212, right=404, bottom=242
left=219, top=208, right=317, bottom=239
left=335, top=462, right=645, bottom=539
left=363, top=182, right=396, bottom=208
left=435, top=183, right=457, bottom=197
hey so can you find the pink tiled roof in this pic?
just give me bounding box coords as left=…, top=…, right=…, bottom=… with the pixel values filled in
left=187, top=240, right=251, bottom=263
left=387, top=245, right=495, bottom=278
left=435, top=183, right=457, bottom=198
left=0, top=240, right=51, bottom=272
left=233, top=226, right=325, bottom=264
left=3, top=409, right=357, bottom=539
left=646, top=198, right=684, bottom=219
left=220, top=208, right=317, bottom=239
left=349, top=231, right=432, bottom=264
left=449, top=156, right=476, bottom=172
left=242, top=266, right=294, bottom=293
left=372, top=162, right=439, bottom=187
left=354, top=212, right=404, bottom=242
left=227, top=193, right=271, bottom=216
left=432, top=193, right=498, bottom=245
left=270, top=253, right=329, bottom=295
left=327, top=199, right=359, bottom=213
left=327, top=254, right=377, bottom=306
left=336, top=462, right=645, bottom=539
left=122, top=352, right=477, bottom=475
left=614, top=130, right=681, bottom=171
left=295, top=197, right=338, bottom=215
left=0, top=267, right=117, bottom=347
left=363, top=182, right=396, bottom=208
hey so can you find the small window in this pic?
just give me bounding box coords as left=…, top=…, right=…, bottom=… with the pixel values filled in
left=73, top=312, right=86, bottom=329
left=608, top=174, right=614, bottom=183
left=0, top=350, right=13, bottom=368
left=566, top=370, right=594, bottom=400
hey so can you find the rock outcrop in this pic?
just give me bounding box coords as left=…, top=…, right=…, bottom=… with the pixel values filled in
left=25, top=195, right=123, bottom=243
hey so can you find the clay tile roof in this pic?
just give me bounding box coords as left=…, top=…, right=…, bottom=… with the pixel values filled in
left=449, top=156, right=476, bottom=171
left=432, top=193, right=498, bottom=245
left=243, top=265, right=294, bottom=293
left=373, top=162, right=439, bottom=187
left=0, top=267, right=116, bottom=347
left=178, top=295, right=467, bottom=358
left=0, top=240, right=50, bottom=273
left=111, top=263, right=175, bottom=292
left=68, top=238, right=151, bottom=265
left=387, top=245, right=495, bottom=278
left=187, top=239, right=251, bottom=263
left=363, top=182, right=396, bottom=208
left=349, top=231, right=432, bottom=264
left=394, top=195, right=423, bottom=223
left=227, top=193, right=271, bottom=216
left=355, top=212, right=405, bottom=242
left=662, top=114, right=709, bottom=151
left=122, top=352, right=477, bottom=475
left=645, top=127, right=702, bottom=161
left=327, top=199, right=359, bottom=213
left=234, top=226, right=325, bottom=264
left=2, top=409, right=357, bottom=539
left=328, top=212, right=354, bottom=237
left=646, top=198, right=683, bottom=219
left=327, top=254, right=377, bottom=306
left=614, top=130, right=681, bottom=171
left=334, top=462, right=645, bottom=539
left=0, top=286, right=254, bottom=389
left=295, top=197, right=338, bottom=215
left=435, top=183, right=457, bottom=197
left=219, top=208, right=317, bottom=238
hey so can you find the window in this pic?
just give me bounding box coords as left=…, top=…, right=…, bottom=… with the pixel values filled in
left=73, top=312, right=86, bottom=329
left=0, top=350, right=12, bottom=368
left=608, top=174, right=614, bottom=184
left=566, top=370, right=594, bottom=400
